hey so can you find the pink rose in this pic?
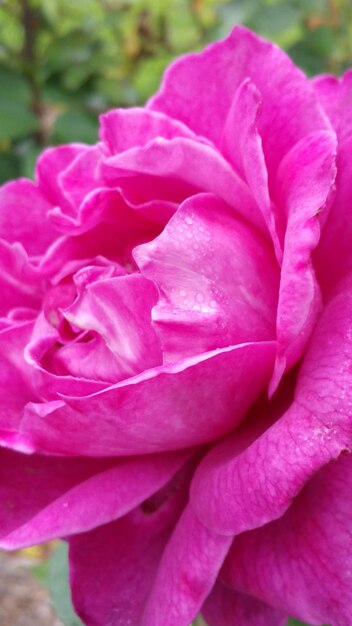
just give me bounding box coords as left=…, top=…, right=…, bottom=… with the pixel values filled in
left=0, top=25, right=351, bottom=626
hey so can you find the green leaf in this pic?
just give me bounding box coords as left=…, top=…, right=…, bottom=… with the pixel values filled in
left=0, top=101, right=38, bottom=140
left=19, top=143, right=42, bottom=179
left=0, top=152, right=20, bottom=184
left=0, top=69, right=32, bottom=105
left=48, top=542, right=84, bottom=626
left=53, top=109, right=98, bottom=144
left=32, top=559, right=50, bottom=584
left=191, top=617, right=208, bottom=626
left=132, top=54, right=175, bottom=102
left=0, top=70, right=37, bottom=140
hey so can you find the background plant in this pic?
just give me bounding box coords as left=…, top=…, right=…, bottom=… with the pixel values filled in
left=0, top=0, right=351, bottom=184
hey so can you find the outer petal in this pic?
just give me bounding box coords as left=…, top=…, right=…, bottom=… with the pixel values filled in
left=58, top=144, right=105, bottom=211
left=191, top=274, right=352, bottom=535
left=202, top=583, right=287, bottom=626
left=271, top=129, right=336, bottom=390
left=135, top=194, right=278, bottom=360
left=313, top=70, right=352, bottom=144
left=0, top=446, right=188, bottom=549
left=99, top=107, right=206, bottom=154
left=35, top=143, right=88, bottom=211
left=315, top=137, right=352, bottom=296
left=0, top=179, right=57, bottom=255
left=141, top=505, right=232, bottom=626
left=70, top=476, right=189, bottom=626
left=149, top=25, right=329, bottom=175
left=18, top=341, right=276, bottom=456
left=223, top=453, right=352, bottom=626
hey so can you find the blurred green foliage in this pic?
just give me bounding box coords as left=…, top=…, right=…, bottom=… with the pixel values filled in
left=0, top=0, right=351, bottom=184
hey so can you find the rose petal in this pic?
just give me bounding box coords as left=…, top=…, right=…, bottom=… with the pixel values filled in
left=0, top=240, right=43, bottom=314
left=313, top=70, right=352, bottom=144
left=48, top=186, right=163, bottom=237
left=24, top=312, right=107, bottom=397
left=135, top=194, right=278, bottom=360
left=315, top=137, right=352, bottom=296
left=0, top=306, right=36, bottom=329
left=202, top=582, right=287, bottom=626
left=142, top=505, right=232, bottom=626
left=220, top=78, right=282, bottom=262
left=0, top=446, right=188, bottom=549
left=63, top=273, right=162, bottom=381
left=100, top=107, right=206, bottom=154
left=18, top=340, right=275, bottom=456
left=191, top=273, right=352, bottom=535
left=70, top=480, right=187, bottom=626
left=35, top=143, right=88, bottom=211
left=59, top=144, right=105, bottom=210
left=0, top=179, right=57, bottom=256
left=100, top=137, right=263, bottom=231
left=222, top=453, right=352, bottom=625
left=271, top=129, right=337, bottom=391
left=0, top=322, right=35, bottom=433
left=149, top=25, right=329, bottom=176
left=38, top=220, right=137, bottom=283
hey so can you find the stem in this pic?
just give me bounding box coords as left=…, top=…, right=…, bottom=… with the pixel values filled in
left=20, top=0, right=45, bottom=144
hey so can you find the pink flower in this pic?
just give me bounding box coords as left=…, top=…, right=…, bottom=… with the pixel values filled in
left=0, top=25, right=351, bottom=626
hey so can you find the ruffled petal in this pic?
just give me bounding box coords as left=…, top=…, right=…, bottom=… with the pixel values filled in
left=48, top=186, right=163, bottom=237
left=35, top=143, right=88, bottom=211
left=18, top=340, right=275, bottom=456
left=63, top=273, right=162, bottom=381
left=135, top=194, right=278, bottom=360
left=100, top=137, right=262, bottom=230
left=191, top=274, right=352, bottom=535
left=100, top=107, right=206, bottom=154
left=24, top=312, right=107, bottom=397
left=58, top=144, right=105, bottom=211
left=38, top=219, right=140, bottom=283
left=0, top=240, right=43, bottom=314
left=222, top=453, right=352, bottom=625
left=0, top=179, right=57, bottom=255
